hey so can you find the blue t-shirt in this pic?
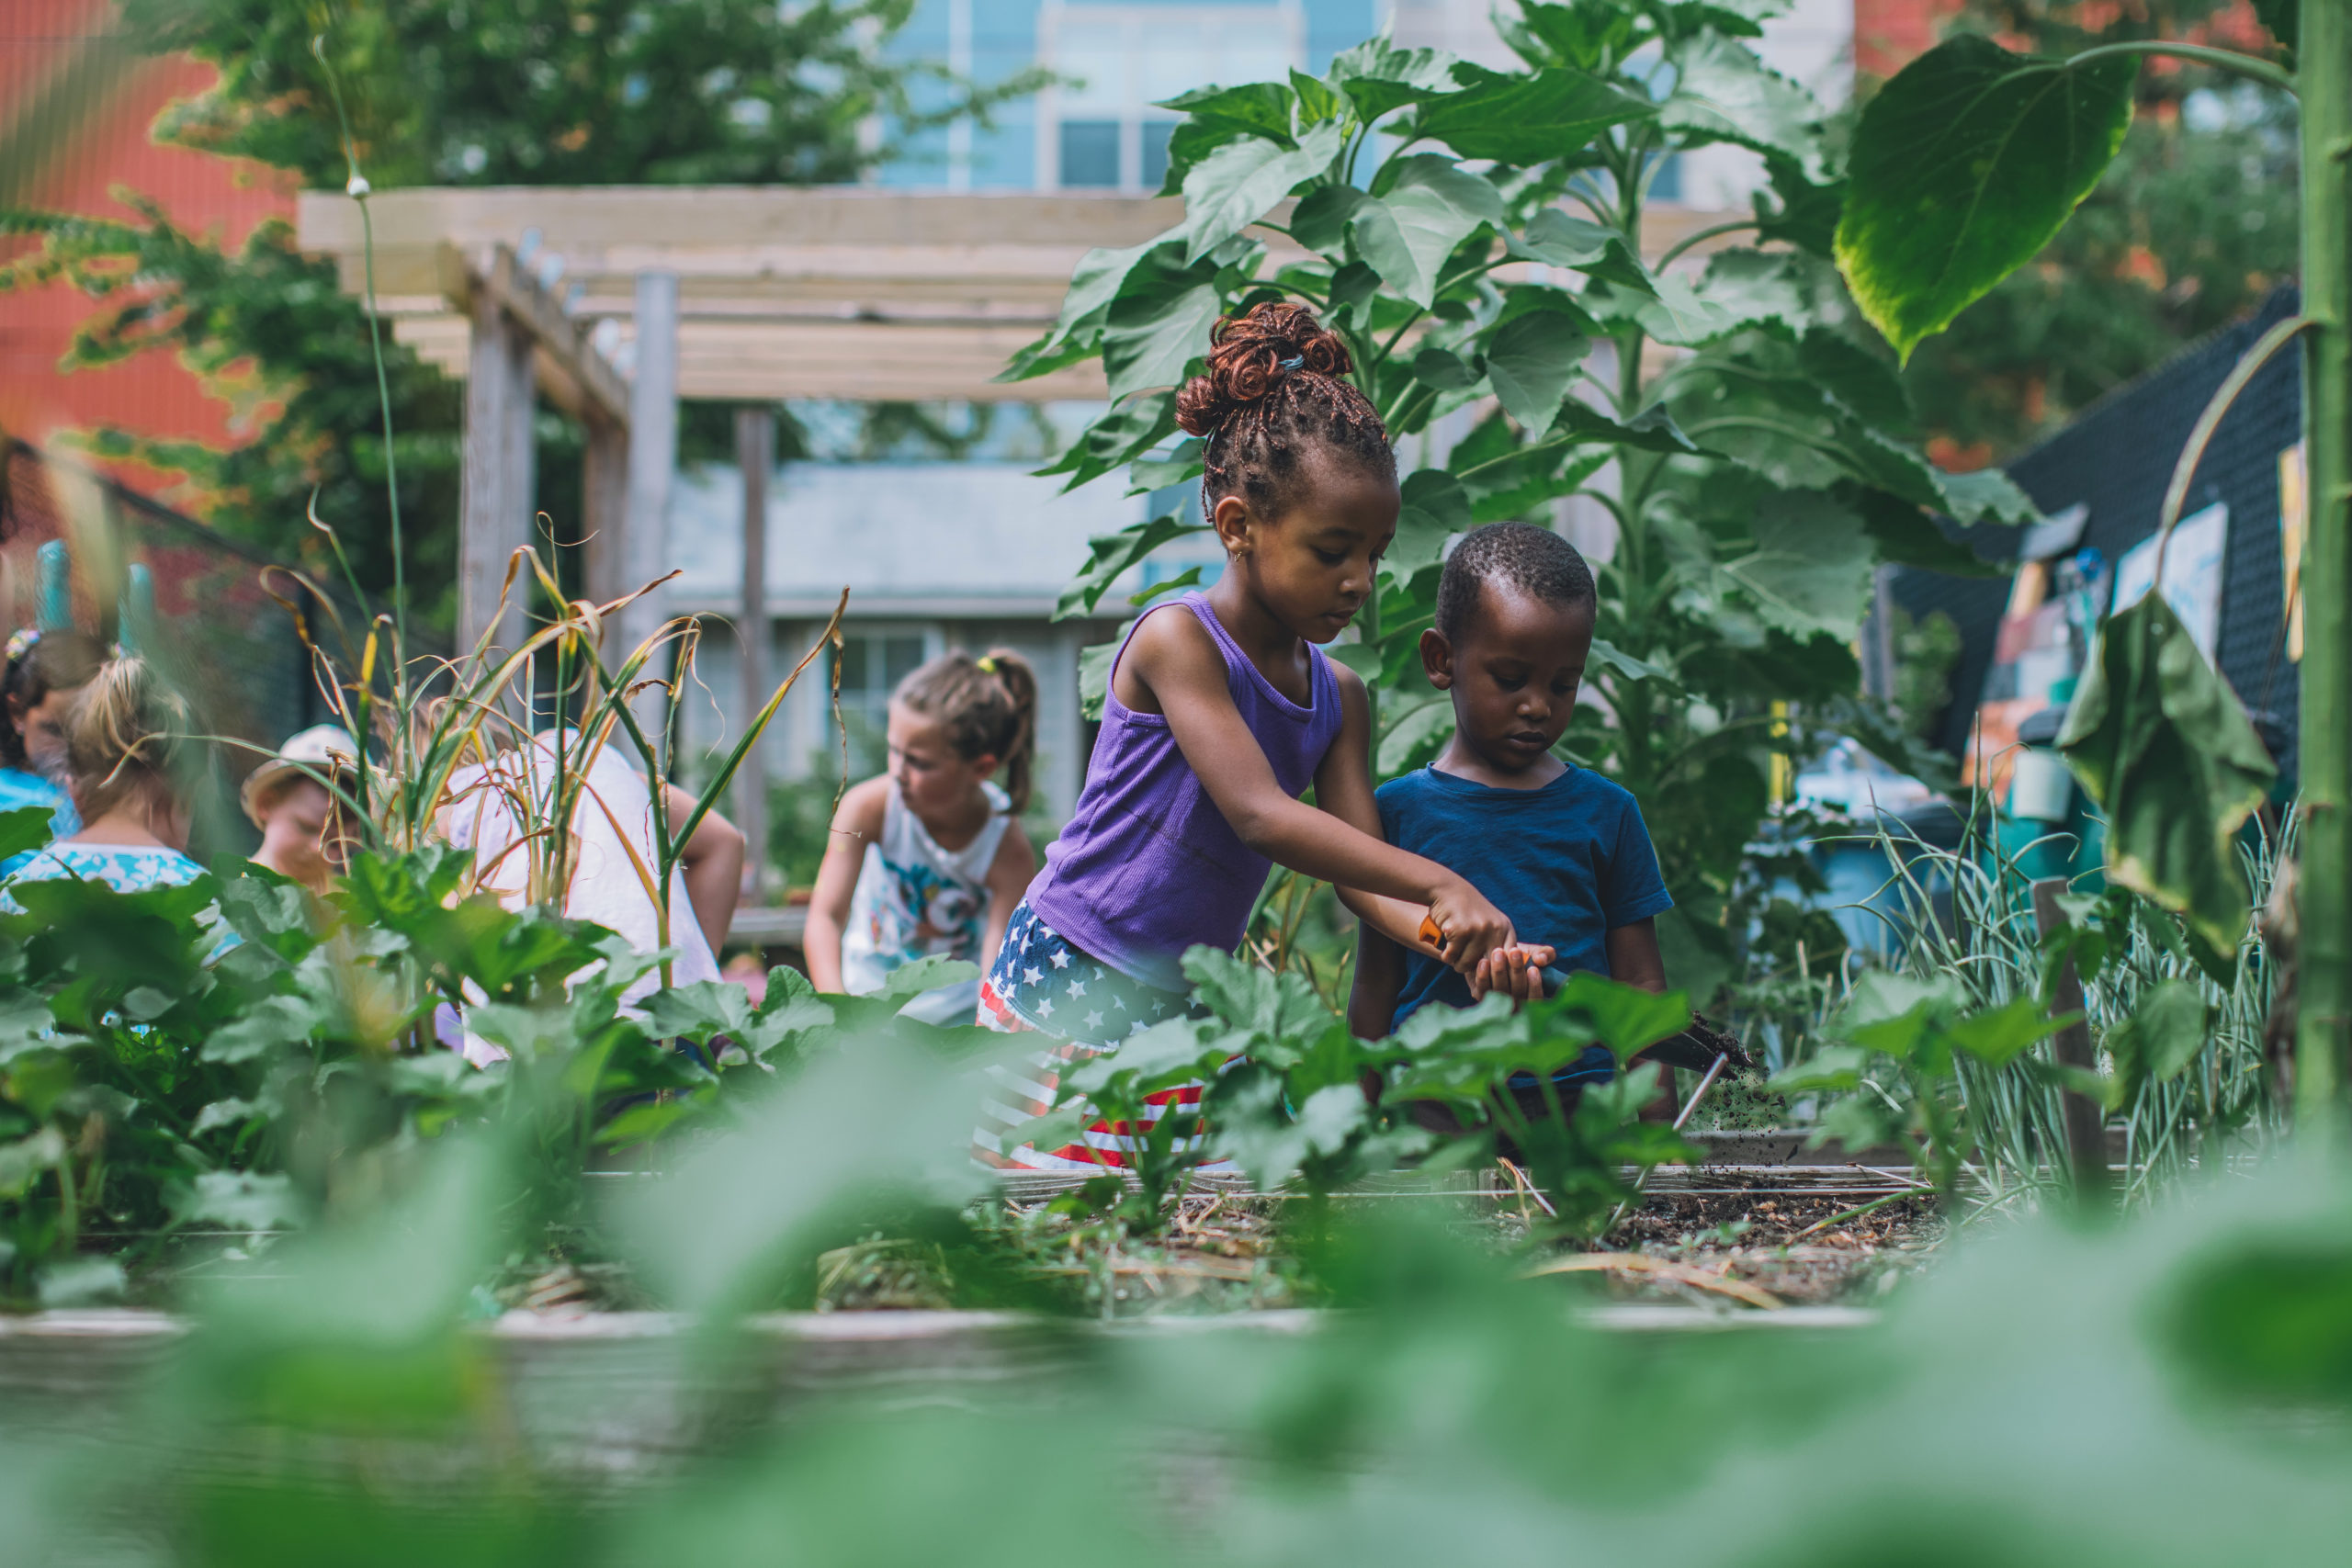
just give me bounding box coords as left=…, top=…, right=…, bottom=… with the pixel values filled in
left=1376, top=763, right=1673, bottom=1032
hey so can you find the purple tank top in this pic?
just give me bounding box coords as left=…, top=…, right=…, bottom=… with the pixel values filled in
left=1027, top=592, right=1344, bottom=990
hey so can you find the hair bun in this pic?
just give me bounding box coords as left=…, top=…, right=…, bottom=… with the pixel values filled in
left=1174, top=301, right=1353, bottom=437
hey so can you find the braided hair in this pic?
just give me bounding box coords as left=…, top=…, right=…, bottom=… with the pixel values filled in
left=1173, top=301, right=1395, bottom=525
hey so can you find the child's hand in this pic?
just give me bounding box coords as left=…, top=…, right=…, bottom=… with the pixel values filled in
left=1423, top=878, right=1516, bottom=975
left=1468, top=942, right=1557, bottom=1002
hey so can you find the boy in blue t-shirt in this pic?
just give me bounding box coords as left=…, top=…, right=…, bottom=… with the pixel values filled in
left=1350, top=523, right=1673, bottom=1109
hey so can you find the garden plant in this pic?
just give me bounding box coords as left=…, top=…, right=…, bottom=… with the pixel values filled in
left=5, top=3, right=2352, bottom=1560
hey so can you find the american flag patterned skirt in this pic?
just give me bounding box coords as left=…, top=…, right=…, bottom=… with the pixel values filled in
left=970, top=901, right=1212, bottom=1171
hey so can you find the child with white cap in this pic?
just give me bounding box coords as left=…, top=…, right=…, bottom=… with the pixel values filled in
left=242, top=723, right=360, bottom=892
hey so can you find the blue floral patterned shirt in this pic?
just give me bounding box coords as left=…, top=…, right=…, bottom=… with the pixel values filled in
left=0, top=768, right=77, bottom=877
left=0, top=842, right=240, bottom=957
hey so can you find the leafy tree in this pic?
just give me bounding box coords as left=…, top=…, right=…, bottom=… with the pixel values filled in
left=6, top=0, right=1038, bottom=626
left=1018, top=1, right=2039, bottom=1008
left=124, top=0, right=1034, bottom=189
left=1, top=200, right=467, bottom=620
left=1896, top=1, right=2299, bottom=462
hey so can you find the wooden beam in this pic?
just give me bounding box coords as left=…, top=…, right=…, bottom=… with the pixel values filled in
left=453, top=242, right=630, bottom=427
left=308, top=186, right=1743, bottom=403
left=300, top=186, right=1190, bottom=254
left=391, top=313, right=1111, bottom=401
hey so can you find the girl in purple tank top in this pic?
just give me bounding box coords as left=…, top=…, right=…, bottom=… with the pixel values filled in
left=977, top=303, right=1529, bottom=1171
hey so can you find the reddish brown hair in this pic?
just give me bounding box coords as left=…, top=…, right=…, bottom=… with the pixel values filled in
left=1174, top=301, right=1394, bottom=523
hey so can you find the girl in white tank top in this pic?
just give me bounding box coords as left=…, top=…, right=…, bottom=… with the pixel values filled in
left=840, top=776, right=1013, bottom=994
left=805, top=649, right=1039, bottom=1023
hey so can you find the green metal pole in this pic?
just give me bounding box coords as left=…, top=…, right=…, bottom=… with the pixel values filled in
left=2297, top=0, right=2351, bottom=1145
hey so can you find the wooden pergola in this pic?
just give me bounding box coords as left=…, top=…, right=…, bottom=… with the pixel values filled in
left=296, top=185, right=1726, bottom=883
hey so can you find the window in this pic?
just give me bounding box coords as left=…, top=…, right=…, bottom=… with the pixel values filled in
left=1058, top=120, right=1122, bottom=188
left=1040, top=4, right=1305, bottom=192
left=830, top=631, right=931, bottom=775
left=1140, top=119, right=1176, bottom=192
left=1649, top=152, right=1683, bottom=205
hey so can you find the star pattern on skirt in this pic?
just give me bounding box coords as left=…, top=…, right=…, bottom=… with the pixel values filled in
left=987, top=907, right=1196, bottom=1046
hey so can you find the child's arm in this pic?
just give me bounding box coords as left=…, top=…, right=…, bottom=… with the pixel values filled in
left=802, top=778, right=888, bottom=993
left=1605, top=918, right=1668, bottom=994
left=978, top=818, right=1037, bottom=976
left=1348, top=919, right=1406, bottom=1042
left=1123, top=615, right=1515, bottom=967
left=662, top=784, right=747, bottom=954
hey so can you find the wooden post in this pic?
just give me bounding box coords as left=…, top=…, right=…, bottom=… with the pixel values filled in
left=619, top=272, right=680, bottom=735
left=2031, top=876, right=2111, bottom=1204
left=735, top=405, right=774, bottom=901
left=582, top=411, right=629, bottom=610
left=506, top=325, right=537, bottom=657
left=461, top=291, right=525, bottom=650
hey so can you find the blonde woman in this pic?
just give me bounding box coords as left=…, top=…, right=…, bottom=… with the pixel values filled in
left=4, top=655, right=210, bottom=897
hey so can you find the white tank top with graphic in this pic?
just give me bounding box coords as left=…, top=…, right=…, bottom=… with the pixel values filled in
left=840, top=778, right=1012, bottom=996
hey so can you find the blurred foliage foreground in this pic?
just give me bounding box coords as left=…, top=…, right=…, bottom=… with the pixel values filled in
left=1, top=792, right=2345, bottom=1564
left=6, top=1044, right=2352, bottom=1565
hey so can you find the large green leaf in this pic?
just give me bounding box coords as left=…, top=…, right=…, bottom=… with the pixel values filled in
left=1935, top=465, right=2041, bottom=526
left=1055, top=513, right=1215, bottom=620
left=1699, top=249, right=1828, bottom=337
left=1659, top=29, right=1826, bottom=178
left=1619, top=271, right=1736, bottom=345
left=1155, top=80, right=1295, bottom=140
left=1510, top=209, right=1657, bottom=294
left=1483, top=310, right=1589, bottom=434
left=1415, top=64, right=1656, bottom=164
left=1034, top=390, right=1178, bottom=493
left=1154, top=82, right=1298, bottom=193
left=1393, top=467, right=1472, bottom=577
left=1102, top=243, right=1225, bottom=400
left=1752, top=151, right=1846, bottom=258
left=1721, top=488, right=1874, bottom=642
left=1351, top=154, right=1504, bottom=308
left=1942, top=996, right=2065, bottom=1069
left=1181, top=121, right=1344, bottom=264
left=1287, top=180, right=1367, bottom=255
left=2106, top=978, right=2211, bottom=1092
left=1553, top=399, right=1700, bottom=455
left=2057, top=593, right=2276, bottom=978
left=1796, top=327, right=1912, bottom=427
left=1853, top=488, right=2002, bottom=578
left=1327, top=37, right=1461, bottom=122
left=994, top=234, right=1163, bottom=383
left=1541, top=973, right=1691, bottom=1063
left=1835, top=35, right=2136, bottom=360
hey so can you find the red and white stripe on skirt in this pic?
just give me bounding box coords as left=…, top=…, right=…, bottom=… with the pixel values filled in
left=970, top=975, right=1208, bottom=1171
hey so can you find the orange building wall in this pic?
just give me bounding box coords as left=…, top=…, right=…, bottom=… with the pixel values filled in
left=0, top=1, right=295, bottom=497
left=1853, top=0, right=1965, bottom=80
